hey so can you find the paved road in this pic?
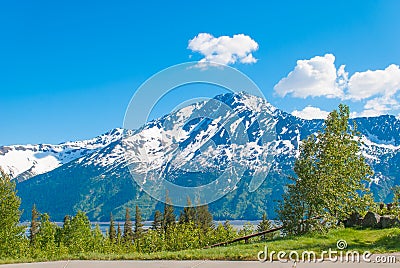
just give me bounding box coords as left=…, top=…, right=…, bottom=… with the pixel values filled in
left=1, top=256, right=400, bottom=268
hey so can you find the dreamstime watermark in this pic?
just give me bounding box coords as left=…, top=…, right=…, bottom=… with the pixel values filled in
left=257, top=239, right=397, bottom=264
left=122, top=62, right=277, bottom=207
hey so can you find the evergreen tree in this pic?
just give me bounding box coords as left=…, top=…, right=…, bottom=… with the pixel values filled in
left=178, top=197, right=196, bottom=224
left=0, top=169, right=25, bottom=258
left=196, top=204, right=214, bottom=232
left=123, top=207, right=134, bottom=243
left=109, top=212, right=116, bottom=242
left=162, top=194, right=176, bottom=232
left=134, top=205, right=144, bottom=239
left=151, top=210, right=162, bottom=230
left=29, top=204, right=40, bottom=245
left=57, top=215, right=71, bottom=247
left=63, top=215, right=71, bottom=227
left=278, top=104, right=374, bottom=235
left=116, top=222, right=122, bottom=244
left=257, top=212, right=273, bottom=240
left=257, top=212, right=272, bottom=232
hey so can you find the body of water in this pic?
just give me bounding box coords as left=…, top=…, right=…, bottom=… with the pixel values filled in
left=22, top=220, right=267, bottom=236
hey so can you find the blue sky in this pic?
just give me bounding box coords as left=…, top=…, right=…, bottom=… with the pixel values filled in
left=1, top=1, right=400, bottom=145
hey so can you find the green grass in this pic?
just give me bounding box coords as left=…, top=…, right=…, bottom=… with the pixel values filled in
left=1, top=227, right=399, bottom=264
left=126, top=227, right=400, bottom=260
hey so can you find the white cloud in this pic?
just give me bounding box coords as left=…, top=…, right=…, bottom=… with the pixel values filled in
left=275, top=53, right=400, bottom=117
left=347, top=64, right=400, bottom=117
left=351, top=96, right=400, bottom=118
left=364, top=96, right=399, bottom=112
left=188, top=33, right=259, bottom=66
left=274, top=54, right=347, bottom=99
left=347, top=64, right=400, bottom=100
left=292, top=106, right=330, bottom=120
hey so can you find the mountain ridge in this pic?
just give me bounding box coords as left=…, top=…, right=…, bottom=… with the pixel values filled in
left=1, top=92, right=399, bottom=221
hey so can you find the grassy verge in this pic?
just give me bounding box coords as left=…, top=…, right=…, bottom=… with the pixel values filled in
left=1, top=227, right=399, bottom=264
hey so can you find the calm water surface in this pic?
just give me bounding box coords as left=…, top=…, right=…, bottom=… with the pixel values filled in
left=23, top=220, right=266, bottom=235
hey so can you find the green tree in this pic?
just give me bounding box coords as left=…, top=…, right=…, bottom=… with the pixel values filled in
left=58, top=215, right=71, bottom=246
left=123, top=207, right=134, bottom=243
left=92, top=224, right=104, bottom=252
left=34, top=213, right=57, bottom=256
left=134, top=205, right=144, bottom=239
left=178, top=197, right=196, bottom=224
left=63, top=211, right=93, bottom=253
left=0, top=169, right=26, bottom=258
left=389, top=186, right=400, bottom=217
left=109, top=212, right=116, bottom=242
left=195, top=204, right=214, bottom=232
left=162, top=195, right=176, bottom=232
left=116, top=222, right=122, bottom=244
left=63, top=215, right=71, bottom=223
left=151, top=210, right=162, bottom=230
left=29, top=204, right=40, bottom=245
left=220, top=220, right=237, bottom=241
left=278, top=104, right=374, bottom=235
left=238, top=222, right=254, bottom=238
left=257, top=212, right=273, bottom=240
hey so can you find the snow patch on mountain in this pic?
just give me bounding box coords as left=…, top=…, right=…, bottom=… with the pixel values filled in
left=0, top=128, right=123, bottom=181
left=361, top=136, right=400, bottom=151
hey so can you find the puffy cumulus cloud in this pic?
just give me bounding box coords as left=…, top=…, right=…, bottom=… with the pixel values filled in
left=347, top=64, right=400, bottom=100
left=292, top=106, right=330, bottom=120
left=275, top=53, right=400, bottom=117
left=188, top=33, right=259, bottom=66
left=274, top=54, right=347, bottom=99
left=347, top=64, right=400, bottom=117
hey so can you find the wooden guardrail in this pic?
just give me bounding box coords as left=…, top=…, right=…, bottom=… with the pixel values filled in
left=206, top=216, right=322, bottom=248
left=205, top=225, right=283, bottom=248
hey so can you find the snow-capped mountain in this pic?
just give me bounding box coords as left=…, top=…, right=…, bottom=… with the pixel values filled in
left=1, top=92, right=399, bottom=221
left=0, top=128, right=123, bottom=181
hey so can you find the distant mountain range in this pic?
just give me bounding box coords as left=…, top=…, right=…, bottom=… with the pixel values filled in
left=1, top=92, right=399, bottom=221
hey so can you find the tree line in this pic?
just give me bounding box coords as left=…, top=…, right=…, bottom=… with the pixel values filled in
left=0, top=170, right=273, bottom=260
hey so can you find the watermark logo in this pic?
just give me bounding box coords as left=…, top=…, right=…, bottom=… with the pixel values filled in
left=122, top=62, right=276, bottom=207
left=257, top=239, right=397, bottom=264
left=336, top=239, right=347, bottom=250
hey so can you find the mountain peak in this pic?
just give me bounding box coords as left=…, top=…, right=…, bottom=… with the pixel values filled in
left=213, top=91, right=277, bottom=114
